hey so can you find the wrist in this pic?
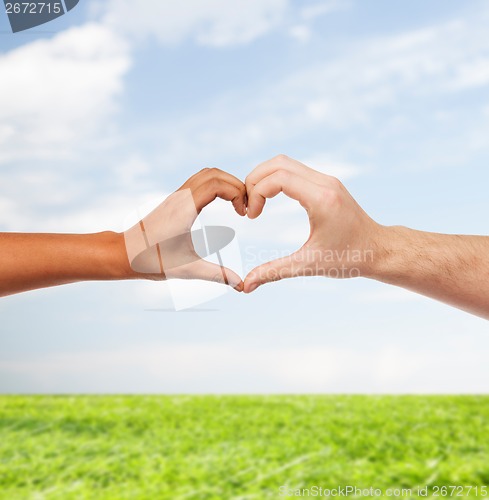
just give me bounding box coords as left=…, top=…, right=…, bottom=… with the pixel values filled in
left=363, top=225, right=411, bottom=281
left=100, top=231, right=139, bottom=280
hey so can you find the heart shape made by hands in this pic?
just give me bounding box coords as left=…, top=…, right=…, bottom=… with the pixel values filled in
left=124, top=155, right=377, bottom=295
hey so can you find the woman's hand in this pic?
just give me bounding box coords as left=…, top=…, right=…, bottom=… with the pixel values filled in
left=124, top=167, right=247, bottom=291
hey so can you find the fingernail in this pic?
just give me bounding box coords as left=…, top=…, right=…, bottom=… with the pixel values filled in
left=248, top=283, right=259, bottom=293
left=234, top=282, right=244, bottom=292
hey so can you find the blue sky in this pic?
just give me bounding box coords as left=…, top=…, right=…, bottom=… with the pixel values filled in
left=0, top=0, right=488, bottom=393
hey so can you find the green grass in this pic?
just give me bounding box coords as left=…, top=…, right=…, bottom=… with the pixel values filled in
left=1, top=396, right=489, bottom=499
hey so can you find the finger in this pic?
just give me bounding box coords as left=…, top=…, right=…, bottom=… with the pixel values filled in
left=195, top=167, right=246, bottom=195
left=245, top=154, right=331, bottom=195
left=180, top=168, right=247, bottom=215
left=193, top=178, right=247, bottom=216
left=190, top=259, right=244, bottom=291
left=246, top=169, right=320, bottom=219
left=243, top=250, right=305, bottom=293
left=204, top=168, right=246, bottom=192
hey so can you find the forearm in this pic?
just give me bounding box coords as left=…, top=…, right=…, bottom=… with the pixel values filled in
left=367, top=226, right=489, bottom=319
left=0, top=232, right=135, bottom=297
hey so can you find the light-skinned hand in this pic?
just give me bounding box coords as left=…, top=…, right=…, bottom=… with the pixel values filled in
left=244, top=155, right=380, bottom=292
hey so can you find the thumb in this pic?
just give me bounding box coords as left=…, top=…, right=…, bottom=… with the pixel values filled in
left=244, top=250, right=304, bottom=293
left=188, top=258, right=244, bottom=292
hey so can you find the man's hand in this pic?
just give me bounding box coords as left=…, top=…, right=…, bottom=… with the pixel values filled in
left=244, top=155, right=489, bottom=320
left=244, top=155, right=381, bottom=292
left=124, top=167, right=246, bottom=291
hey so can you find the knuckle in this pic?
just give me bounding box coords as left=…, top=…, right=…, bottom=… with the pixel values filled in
left=245, top=177, right=255, bottom=192
left=327, top=176, right=343, bottom=190
left=207, top=177, right=221, bottom=191
left=273, top=169, right=291, bottom=183
left=273, top=153, right=290, bottom=163
left=322, top=186, right=341, bottom=206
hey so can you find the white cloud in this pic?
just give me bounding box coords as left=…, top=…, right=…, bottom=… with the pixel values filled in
left=0, top=186, right=165, bottom=233
left=103, top=0, right=288, bottom=47
left=1, top=1, right=489, bottom=396
left=300, top=156, right=366, bottom=180
left=0, top=21, right=138, bottom=233
left=449, top=57, right=489, bottom=90
left=355, top=286, right=423, bottom=304
left=280, top=20, right=489, bottom=131
left=0, top=22, right=130, bottom=164
left=300, top=1, right=350, bottom=21
left=3, top=340, right=489, bottom=393
left=288, top=24, right=312, bottom=44
left=1, top=3, right=487, bottom=254
left=197, top=195, right=309, bottom=252
left=139, top=9, right=489, bottom=178
left=111, top=154, right=152, bottom=189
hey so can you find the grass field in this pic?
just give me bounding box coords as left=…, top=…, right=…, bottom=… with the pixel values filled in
left=1, top=396, right=489, bottom=499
